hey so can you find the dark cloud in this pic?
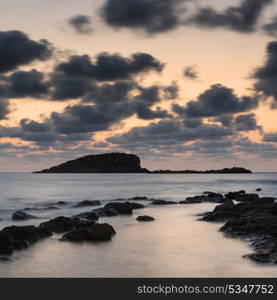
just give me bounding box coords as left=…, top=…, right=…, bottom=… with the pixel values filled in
left=173, top=84, right=259, bottom=118
left=0, top=98, right=10, bottom=120
left=50, top=72, right=95, bottom=101
left=100, top=0, right=187, bottom=34
left=186, top=0, right=273, bottom=33
left=263, top=132, right=277, bottom=142
left=108, top=119, right=233, bottom=149
left=0, top=30, right=53, bottom=74
left=253, top=41, right=277, bottom=107
left=9, top=70, right=48, bottom=98
left=20, top=119, right=51, bottom=133
left=183, top=65, right=198, bottom=79
left=263, top=17, right=277, bottom=37
left=55, top=52, right=164, bottom=81
left=234, top=113, right=261, bottom=131
left=68, top=15, right=93, bottom=35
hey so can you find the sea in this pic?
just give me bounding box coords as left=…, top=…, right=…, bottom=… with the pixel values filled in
left=0, top=172, right=277, bottom=278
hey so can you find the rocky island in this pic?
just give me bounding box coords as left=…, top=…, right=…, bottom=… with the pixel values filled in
left=34, top=152, right=252, bottom=174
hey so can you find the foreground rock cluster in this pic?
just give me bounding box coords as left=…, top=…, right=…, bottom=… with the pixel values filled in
left=1, top=190, right=276, bottom=265
left=0, top=196, right=156, bottom=258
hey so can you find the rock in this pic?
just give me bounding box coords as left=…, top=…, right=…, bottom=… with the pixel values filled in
left=104, top=202, right=133, bottom=215
left=136, top=215, right=155, bottom=222
left=60, top=223, right=116, bottom=242
left=0, top=225, right=52, bottom=255
left=12, top=210, right=37, bottom=221
left=130, top=196, right=148, bottom=201
left=151, top=200, right=177, bottom=205
left=73, top=200, right=101, bottom=208
left=256, top=188, right=262, bottom=192
left=129, top=202, right=144, bottom=209
left=93, top=207, right=118, bottom=217
left=72, top=211, right=99, bottom=222
left=23, top=206, right=60, bottom=211
left=56, top=201, right=68, bottom=205
left=39, top=216, right=76, bottom=233
left=181, top=194, right=225, bottom=204
left=235, top=194, right=259, bottom=202
left=259, top=197, right=275, bottom=205
left=0, top=231, right=14, bottom=255
left=200, top=201, right=235, bottom=222
left=35, top=153, right=148, bottom=173
left=244, top=253, right=272, bottom=263
left=224, top=190, right=246, bottom=199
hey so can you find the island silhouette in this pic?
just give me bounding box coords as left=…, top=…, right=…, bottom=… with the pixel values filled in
left=34, top=153, right=252, bottom=174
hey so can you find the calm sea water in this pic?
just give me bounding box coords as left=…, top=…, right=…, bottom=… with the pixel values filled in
left=0, top=173, right=277, bottom=278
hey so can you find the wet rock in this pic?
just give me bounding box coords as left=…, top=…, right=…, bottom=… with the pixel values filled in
left=23, top=206, right=60, bottom=211
left=256, top=188, right=262, bottom=192
left=93, top=207, right=118, bottom=217
left=60, top=223, right=116, bottom=242
left=151, top=200, right=177, bottom=205
left=259, top=197, right=275, bottom=205
left=244, top=252, right=272, bottom=263
left=136, top=215, right=155, bottom=222
left=181, top=194, right=225, bottom=204
left=224, top=190, right=246, bottom=199
left=72, top=211, right=99, bottom=222
left=235, top=194, right=259, bottom=202
left=130, top=196, right=148, bottom=201
left=200, top=201, right=235, bottom=222
left=12, top=210, right=37, bottom=221
left=0, top=225, right=52, bottom=256
left=73, top=200, right=101, bottom=208
left=104, top=202, right=133, bottom=215
left=56, top=201, right=68, bottom=205
left=129, top=202, right=144, bottom=209
left=39, top=216, right=76, bottom=233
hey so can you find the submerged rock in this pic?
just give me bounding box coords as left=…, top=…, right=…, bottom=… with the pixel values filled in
left=224, top=190, right=246, bottom=199
left=256, top=188, right=262, bottom=192
left=12, top=210, right=38, bottom=221
left=181, top=194, right=225, bottom=204
left=72, top=211, right=99, bottom=222
left=130, top=196, right=148, bottom=201
left=235, top=193, right=259, bottom=202
left=60, top=223, right=116, bottom=242
left=104, top=202, right=133, bottom=215
left=39, top=216, right=76, bottom=233
left=73, top=200, right=101, bottom=208
left=151, top=200, right=177, bottom=205
left=93, top=207, right=118, bottom=217
left=136, top=215, right=155, bottom=222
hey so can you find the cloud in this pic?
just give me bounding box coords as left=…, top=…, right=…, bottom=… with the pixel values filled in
left=0, top=30, right=53, bottom=74
left=68, top=15, right=93, bottom=35
left=55, top=52, right=164, bottom=81
left=100, top=0, right=188, bottom=34
left=233, top=113, right=261, bottom=132
left=186, top=0, right=273, bottom=33
left=263, top=132, right=277, bottom=142
left=263, top=17, right=277, bottom=37
left=0, top=98, right=10, bottom=120
left=183, top=65, right=198, bottom=79
left=253, top=41, right=277, bottom=107
left=173, top=84, right=259, bottom=118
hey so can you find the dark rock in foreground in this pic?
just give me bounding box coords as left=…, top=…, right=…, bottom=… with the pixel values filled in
left=0, top=225, right=52, bottom=256
left=35, top=153, right=147, bottom=173
left=152, top=200, right=177, bottom=205
left=136, top=216, right=155, bottom=222
left=72, top=211, right=99, bottom=222
left=104, top=202, right=133, bottom=215
left=73, top=200, right=101, bottom=208
left=12, top=210, right=38, bottom=221
left=39, top=217, right=76, bottom=233
left=180, top=193, right=225, bottom=204
left=60, top=223, right=116, bottom=242
left=200, top=191, right=277, bottom=264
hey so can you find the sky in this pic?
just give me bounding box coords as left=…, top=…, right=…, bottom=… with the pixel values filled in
left=1, top=0, right=277, bottom=172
